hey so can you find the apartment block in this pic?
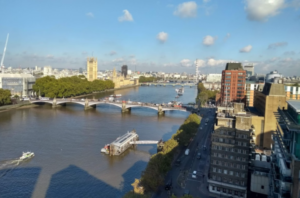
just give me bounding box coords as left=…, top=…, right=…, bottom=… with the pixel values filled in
left=220, top=63, right=246, bottom=104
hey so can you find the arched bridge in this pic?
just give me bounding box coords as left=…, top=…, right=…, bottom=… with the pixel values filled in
left=30, top=98, right=187, bottom=115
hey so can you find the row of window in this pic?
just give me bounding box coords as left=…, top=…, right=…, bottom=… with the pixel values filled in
left=211, top=186, right=245, bottom=197
left=212, top=152, right=248, bottom=161
left=225, top=72, right=245, bottom=75
left=211, top=175, right=246, bottom=187
left=212, top=160, right=247, bottom=168
left=212, top=167, right=246, bottom=177
left=218, top=131, right=248, bottom=139
left=212, top=145, right=248, bottom=154
left=212, top=138, right=248, bottom=146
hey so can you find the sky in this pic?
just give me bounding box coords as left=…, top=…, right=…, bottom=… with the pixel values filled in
left=0, top=0, right=300, bottom=75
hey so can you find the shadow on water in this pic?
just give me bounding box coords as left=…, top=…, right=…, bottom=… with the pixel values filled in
left=0, top=167, right=41, bottom=198
left=46, top=161, right=148, bottom=198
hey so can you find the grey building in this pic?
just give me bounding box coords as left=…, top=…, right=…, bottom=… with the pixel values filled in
left=0, top=73, right=36, bottom=97
left=244, top=65, right=254, bottom=77
left=121, top=65, right=128, bottom=78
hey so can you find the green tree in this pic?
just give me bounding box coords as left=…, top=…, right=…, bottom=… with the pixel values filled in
left=0, top=88, right=12, bottom=106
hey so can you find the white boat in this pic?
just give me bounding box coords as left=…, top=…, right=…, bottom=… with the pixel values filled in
left=20, top=152, right=34, bottom=160
left=108, top=97, right=114, bottom=101
left=175, top=88, right=184, bottom=96
left=115, top=94, right=122, bottom=97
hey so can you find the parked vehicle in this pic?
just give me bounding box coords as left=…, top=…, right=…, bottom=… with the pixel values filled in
left=192, top=170, right=197, bottom=178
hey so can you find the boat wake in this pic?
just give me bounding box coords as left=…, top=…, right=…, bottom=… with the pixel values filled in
left=0, top=159, right=22, bottom=178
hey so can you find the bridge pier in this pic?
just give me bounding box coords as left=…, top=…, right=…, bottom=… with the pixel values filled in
left=52, top=97, right=63, bottom=108
left=121, top=103, right=130, bottom=112
left=84, top=98, right=94, bottom=110
left=158, top=105, right=164, bottom=115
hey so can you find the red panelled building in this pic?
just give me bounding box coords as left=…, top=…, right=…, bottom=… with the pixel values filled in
left=220, top=63, right=246, bottom=104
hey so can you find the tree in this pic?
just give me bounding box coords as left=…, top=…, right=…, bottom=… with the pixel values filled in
left=197, top=92, right=208, bottom=107
left=0, top=88, right=12, bottom=106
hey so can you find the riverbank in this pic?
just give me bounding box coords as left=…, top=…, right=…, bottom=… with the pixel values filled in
left=0, top=102, right=38, bottom=113
left=0, top=84, right=140, bottom=113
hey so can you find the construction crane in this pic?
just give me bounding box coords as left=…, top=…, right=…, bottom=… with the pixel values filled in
left=0, top=33, right=9, bottom=70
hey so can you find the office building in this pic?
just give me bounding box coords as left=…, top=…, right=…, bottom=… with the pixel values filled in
left=43, top=66, right=52, bottom=76
left=253, top=82, right=287, bottom=148
left=87, top=57, right=97, bottom=81
left=220, top=63, right=246, bottom=104
left=269, top=100, right=300, bottom=198
left=121, top=65, right=128, bottom=78
left=206, top=74, right=222, bottom=83
left=0, top=73, right=36, bottom=97
left=244, top=65, right=254, bottom=77
left=208, top=103, right=252, bottom=198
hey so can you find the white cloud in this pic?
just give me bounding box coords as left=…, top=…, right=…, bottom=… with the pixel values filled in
left=203, top=35, right=216, bottom=46
left=109, top=51, right=117, bottom=56
left=239, top=45, right=252, bottom=53
left=118, top=10, right=133, bottom=22
left=174, top=1, right=198, bottom=18
left=195, top=59, right=205, bottom=67
left=245, top=0, right=285, bottom=21
left=157, top=32, right=168, bottom=43
left=180, top=59, right=192, bottom=67
left=203, top=0, right=210, bottom=3
left=268, top=42, right=288, bottom=49
left=207, top=58, right=233, bottom=67
left=86, top=12, right=94, bottom=18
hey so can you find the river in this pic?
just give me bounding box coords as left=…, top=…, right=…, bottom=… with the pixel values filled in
left=0, top=85, right=196, bottom=198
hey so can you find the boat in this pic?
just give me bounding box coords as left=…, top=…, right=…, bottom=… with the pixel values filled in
left=19, top=152, right=34, bottom=160
left=108, top=96, right=114, bottom=101
left=110, top=94, right=122, bottom=97
left=102, top=131, right=139, bottom=156
left=175, top=88, right=184, bottom=96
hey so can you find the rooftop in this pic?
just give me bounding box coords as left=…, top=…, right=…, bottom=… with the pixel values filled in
left=287, top=100, right=300, bottom=113
left=225, top=63, right=243, bottom=70
left=262, top=82, right=285, bottom=96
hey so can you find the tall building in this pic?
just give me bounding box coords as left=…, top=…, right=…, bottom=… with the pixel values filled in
left=208, top=103, right=252, bottom=198
left=220, top=63, right=246, bottom=104
left=43, top=66, right=52, bottom=76
left=121, top=65, right=128, bottom=78
left=244, top=65, right=254, bottom=77
left=253, top=82, right=287, bottom=148
left=87, top=57, right=97, bottom=81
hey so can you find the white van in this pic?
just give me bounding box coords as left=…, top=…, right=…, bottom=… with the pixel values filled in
left=185, top=149, right=190, bottom=155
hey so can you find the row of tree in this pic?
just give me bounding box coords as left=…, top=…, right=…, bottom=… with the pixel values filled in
left=0, top=88, right=12, bottom=106
left=139, top=76, right=161, bottom=83
left=196, top=83, right=219, bottom=107
left=140, top=114, right=201, bottom=193
left=32, top=76, right=115, bottom=98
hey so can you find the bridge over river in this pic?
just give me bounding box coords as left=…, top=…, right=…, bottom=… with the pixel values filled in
left=30, top=98, right=187, bottom=115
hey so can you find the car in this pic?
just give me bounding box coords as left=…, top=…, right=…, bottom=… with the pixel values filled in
left=192, top=170, right=197, bottom=178
left=164, top=180, right=172, bottom=190
left=197, top=153, right=201, bottom=159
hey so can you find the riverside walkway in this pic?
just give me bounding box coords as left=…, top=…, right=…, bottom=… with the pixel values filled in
left=30, top=98, right=187, bottom=115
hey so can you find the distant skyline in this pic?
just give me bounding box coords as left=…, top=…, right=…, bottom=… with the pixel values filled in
left=0, top=0, right=299, bottom=75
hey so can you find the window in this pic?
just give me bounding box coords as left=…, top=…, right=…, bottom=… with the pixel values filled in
left=237, top=157, right=241, bottom=161
left=231, top=140, right=235, bottom=144
left=238, top=76, right=244, bottom=79
left=231, top=148, right=234, bottom=152
left=242, top=165, right=246, bottom=170
left=238, top=73, right=244, bottom=75
left=238, top=80, right=243, bottom=82
left=225, top=162, right=228, bottom=167
left=226, top=76, right=231, bottom=78
left=242, top=150, right=247, bottom=154
left=235, top=172, right=240, bottom=177
left=237, top=84, right=242, bottom=86
left=242, top=158, right=246, bottom=162
left=218, top=153, right=222, bottom=158
left=238, top=141, right=242, bottom=146
left=241, top=173, right=245, bottom=178
left=219, top=138, right=223, bottom=142
left=217, top=187, right=221, bottom=191
left=230, top=156, right=234, bottom=160
left=241, top=181, right=245, bottom=186
left=213, top=160, right=216, bottom=164
left=226, top=72, right=231, bottom=75
left=213, top=175, right=216, bottom=180
left=212, top=186, right=216, bottom=190
left=229, top=171, right=233, bottom=175
left=237, top=164, right=240, bottom=169
left=238, top=149, right=241, bottom=153
left=213, top=167, right=216, bottom=172
left=225, top=83, right=230, bottom=86
left=228, top=189, right=232, bottom=194
left=225, top=147, right=229, bottom=151
left=223, top=188, right=227, bottom=193
left=214, top=153, right=217, bottom=157
left=224, top=155, right=228, bottom=159
left=243, top=142, right=247, bottom=146
left=218, top=169, right=222, bottom=173
left=224, top=169, right=228, bottom=174
left=218, top=146, right=222, bottom=150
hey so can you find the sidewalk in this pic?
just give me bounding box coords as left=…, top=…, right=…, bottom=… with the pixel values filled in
left=0, top=101, right=32, bottom=112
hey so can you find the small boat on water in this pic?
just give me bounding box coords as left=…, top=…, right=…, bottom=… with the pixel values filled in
left=20, top=152, right=34, bottom=160
left=175, top=88, right=184, bottom=96
left=110, top=94, right=122, bottom=97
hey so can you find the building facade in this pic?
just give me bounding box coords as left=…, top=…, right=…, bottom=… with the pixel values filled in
left=243, top=65, right=254, bottom=77
left=0, top=73, right=36, bottom=97
left=121, top=65, right=128, bottom=78
left=206, top=74, right=222, bottom=83
left=220, top=63, right=246, bottom=104
left=87, top=57, right=97, bottom=81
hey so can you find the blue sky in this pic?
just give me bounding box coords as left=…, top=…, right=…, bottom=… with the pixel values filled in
left=0, top=0, right=299, bottom=75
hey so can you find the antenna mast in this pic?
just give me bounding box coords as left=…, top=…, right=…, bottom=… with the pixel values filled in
left=1, top=33, right=9, bottom=68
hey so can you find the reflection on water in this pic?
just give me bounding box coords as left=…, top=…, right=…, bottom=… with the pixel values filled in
left=0, top=86, right=196, bottom=198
